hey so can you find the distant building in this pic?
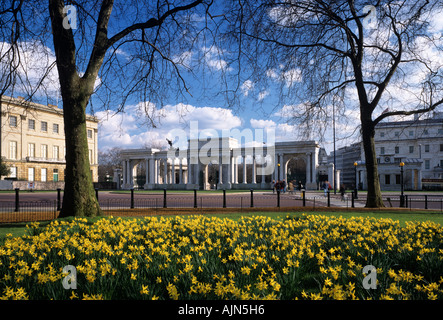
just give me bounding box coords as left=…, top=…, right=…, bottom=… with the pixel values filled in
left=0, top=95, right=98, bottom=188
left=355, top=113, right=443, bottom=191
left=328, top=143, right=361, bottom=189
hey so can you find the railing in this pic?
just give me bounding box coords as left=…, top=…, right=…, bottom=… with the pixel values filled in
left=1, top=188, right=443, bottom=224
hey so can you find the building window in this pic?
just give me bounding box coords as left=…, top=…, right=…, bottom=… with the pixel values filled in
left=53, top=123, right=59, bottom=134
left=423, top=129, right=429, bottom=135
left=425, top=145, right=430, bottom=152
left=28, top=168, right=35, bottom=182
left=440, top=144, right=443, bottom=152
left=395, top=174, right=401, bottom=185
left=9, top=167, right=17, bottom=178
left=28, top=119, right=35, bottom=130
left=41, top=144, right=48, bottom=159
left=41, top=168, right=47, bottom=182
left=53, top=146, right=59, bottom=160
left=87, top=129, right=93, bottom=139
left=395, top=132, right=399, bottom=137
left=53, top=169, right=59, bottom=182
left=385, top=175, right=391, bottom=185
left=409, top=146, right=414, bottom=153
left=9, top=141, right=17, bottom=160
left=41, top=121, right=48, bottom=132
left=380, top=132, right=385, bottom=138
left=394, top=158, right=402, bottom=164
left=28, top=143, right=35, bottom=158
left=9, top=116, right=17, bottom=127
left=395, top=146, right=399, bottom=154
left=440, top=160, right=443, bottom=167
left=425, top=159, right=430, bottom=170
left=409, top=131, right=414, bottom=137
left=380, top=147, right=385, bottom=155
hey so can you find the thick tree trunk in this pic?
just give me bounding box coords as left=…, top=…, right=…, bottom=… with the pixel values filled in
left=361, top=117, right=384, bottom=208
left=59, top=94, right=102, bottom=217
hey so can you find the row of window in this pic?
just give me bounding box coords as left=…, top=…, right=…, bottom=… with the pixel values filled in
left=9, top=141, right=63, bottom=160
left=8, top=141, right=95, bottom=164
left=9, top=167, right=60, bottom=182
left=380, top=144, right=443, bottom=155
left=379, top=128, right=443, bottom=138
left=9, top=115, right=95, bottom=138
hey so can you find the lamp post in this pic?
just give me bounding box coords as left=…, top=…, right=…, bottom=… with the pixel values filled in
left=400, top=162, right=405, bottom=207
left=353, top=162, right=358, bottom=199
left=277, top=163, right=280, bottom=180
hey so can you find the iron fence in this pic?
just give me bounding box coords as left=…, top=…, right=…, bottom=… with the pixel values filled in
left=1, top=189, right=443, bottom=224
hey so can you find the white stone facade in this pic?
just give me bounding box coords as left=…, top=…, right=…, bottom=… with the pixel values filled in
left=119, top=138, right=322, bottom=190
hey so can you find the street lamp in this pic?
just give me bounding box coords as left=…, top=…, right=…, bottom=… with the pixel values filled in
left=400, top=162, right=405, bottom=207
left=354, top=162, right=358, bottom=199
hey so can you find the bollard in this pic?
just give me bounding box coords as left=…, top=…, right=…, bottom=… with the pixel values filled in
left=194, top=189, right=198, bottom=208
left=425, top=195, right=428, bottom=210
left=250, top=189, right=254, bottom=208
left=302, top=191, right=306, bottom=207
left=222, top=189, right=226, bottom=208
left=327, top=191, right=330, bottom=207
left=405, top=195, right=408, bottom=208
left=277, top=190, right=280, bottom=208
left=163, top=189, right=167, bottom=208
left=15, top=188, right=19, bottom=212
left=130, top=188, right=134, bottom=209
left=57, top=188, right=62, bottom=211
left=351, top=192, right=355, bottom=208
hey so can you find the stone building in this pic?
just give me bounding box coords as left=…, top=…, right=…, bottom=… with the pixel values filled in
left=355, top=113, right=443, bottom=191
left=0, top=95, right=99, bottom=189
left=119, top=138, right=325, bottom=190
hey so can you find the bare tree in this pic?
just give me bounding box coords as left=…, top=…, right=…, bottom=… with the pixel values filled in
left=0, top=0, right=215, bottom=216
left=226, top=0, right=443, bottom=207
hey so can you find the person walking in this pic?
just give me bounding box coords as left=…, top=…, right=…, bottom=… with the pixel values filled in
left=340, top=183, right=346, bottom=202
left=288, top=181, right=294, bottom=195
left=323, top=181, right=328, bottom=197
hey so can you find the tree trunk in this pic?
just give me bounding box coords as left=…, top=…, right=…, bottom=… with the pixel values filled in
left=59, top=93, right=102, bottom=217
left=361, top=117, right=384, bottom=208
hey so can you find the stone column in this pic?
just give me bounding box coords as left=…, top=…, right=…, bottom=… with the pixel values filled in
left=279, top=154, right=284, bottom=181
left=243, top=155, right=247, bottom=183
left=164, top=159, right=168, bottom=185
left=234, top=156, right=238, bottom=184
left=179, top=158, right=183, bottom=184
left=219, top=160, right=223, bottom=185
left=306, top=152, right=312, bottom=184
left=252, top=155, right=256, bottom=184
left=171, top=158, right=175, bottom=184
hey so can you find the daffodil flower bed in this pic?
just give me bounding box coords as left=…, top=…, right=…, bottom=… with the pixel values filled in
left=1, top=214, right=442, bottom=300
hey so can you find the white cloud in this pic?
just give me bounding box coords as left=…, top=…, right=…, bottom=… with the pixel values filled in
left=202, top=46, right=232, bottom=72
left=97, top=102, right=242, bottom=151
left=265, top=66, right=302, bottom=87
left=241, top=80, right=254, bottom=96
left=257, top=90, right=270, bottom=101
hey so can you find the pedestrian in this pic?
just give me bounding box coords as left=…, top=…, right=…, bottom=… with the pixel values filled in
left=298, top=180, right=303, bottom=191
left=340, top=183, right=346, bottom=201
left=282, top=179, right=287, bottom=193
left=323, top=181, right=328, bottom=197
left=288, top=181, right=294, bottom=195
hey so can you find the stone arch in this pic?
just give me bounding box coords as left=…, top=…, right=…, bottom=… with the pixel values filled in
left=285, top=156, right=306, bottom=185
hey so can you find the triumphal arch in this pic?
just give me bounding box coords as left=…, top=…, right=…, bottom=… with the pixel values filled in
left=119, top=137, right=324, bottom=190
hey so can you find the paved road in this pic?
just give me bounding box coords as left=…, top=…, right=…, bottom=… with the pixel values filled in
left=1, top=190, right=442, bottom=210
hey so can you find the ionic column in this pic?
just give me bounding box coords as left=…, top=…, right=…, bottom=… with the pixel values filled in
left=171, top=158, right=175, bottom=184
left=243, top=155, right=247, bottom=183
left=219, top=160, right=223, bottom=185
left=252, top=155, right=256, bottom=184
left=306, top=152, right=312, bottom=184
left=179, top=158, right=183, bottom=184
left=164, top=159, right=168, bottom=184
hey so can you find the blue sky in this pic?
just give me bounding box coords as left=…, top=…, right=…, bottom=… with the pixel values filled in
left=2, top=2, right=442, bottom=156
